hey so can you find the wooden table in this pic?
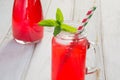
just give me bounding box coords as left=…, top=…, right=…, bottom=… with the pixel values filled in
left=0, top=0, right=120, bottom=80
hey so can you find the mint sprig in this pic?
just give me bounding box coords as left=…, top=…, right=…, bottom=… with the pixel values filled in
left=38, top=8, right=77, bottom=36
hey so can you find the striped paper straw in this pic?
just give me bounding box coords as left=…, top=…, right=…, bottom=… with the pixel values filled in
left=78, top=6, right=97, bottom=31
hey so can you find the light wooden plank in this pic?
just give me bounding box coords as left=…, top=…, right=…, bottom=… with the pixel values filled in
left=44, top=0, right=75, bottom=20
left=41, top=0, right=52, bottom=18
left=0, top=0, right=13, bottom=36
left=25, top=31, right=53, bottom=80
left=101, top=0, right=120, bottom=80
left=0, top=37, right=35, bottom=80
left=73, top=0, right=94, bottom=21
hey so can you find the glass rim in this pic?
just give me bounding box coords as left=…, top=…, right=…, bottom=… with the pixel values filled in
left=55, top=30, right=87, bottom=40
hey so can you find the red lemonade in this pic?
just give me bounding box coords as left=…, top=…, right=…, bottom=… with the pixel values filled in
left=12, top=0, right=43, bottom=43
left=52, top=33, right=88, bottom=80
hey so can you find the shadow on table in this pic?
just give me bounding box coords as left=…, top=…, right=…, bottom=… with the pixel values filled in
left=0, top=39, right=35, bottom=80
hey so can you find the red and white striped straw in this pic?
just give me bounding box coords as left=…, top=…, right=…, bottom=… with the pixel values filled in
left=78, top=6, right=97, bottom=31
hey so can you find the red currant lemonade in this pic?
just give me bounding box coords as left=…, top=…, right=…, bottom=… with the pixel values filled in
left=52, top=32, right=88, bottom=80
left=12, top=0, right=43, bottom=43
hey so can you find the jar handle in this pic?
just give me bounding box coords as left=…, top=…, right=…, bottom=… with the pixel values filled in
left=86, top=41, right=98, bottom=74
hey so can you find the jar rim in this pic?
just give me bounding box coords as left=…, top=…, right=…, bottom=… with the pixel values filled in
left=55, top=29, right=87, bottom=40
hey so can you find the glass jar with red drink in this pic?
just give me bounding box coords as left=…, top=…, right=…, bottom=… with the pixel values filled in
left=12, top=0, right=44, bottom=44
left=52, top=21, right=98, bottom=80
left=52, top=31, right=88, bottom=80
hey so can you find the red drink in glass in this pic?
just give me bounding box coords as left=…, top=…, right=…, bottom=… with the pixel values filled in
left=12, top=0, right=43, bottom=43
left=52, top=32, right=88, bottom=80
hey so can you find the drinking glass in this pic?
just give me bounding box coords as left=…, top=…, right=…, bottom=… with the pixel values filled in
left=12, top=0, right=44, bottom=44
left=52, top=21, right=98, bottom=80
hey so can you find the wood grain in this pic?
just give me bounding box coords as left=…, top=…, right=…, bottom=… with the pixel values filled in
left=101, top=0, right=120, bottom=80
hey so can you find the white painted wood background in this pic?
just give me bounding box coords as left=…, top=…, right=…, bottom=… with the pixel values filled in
left=0, top=0, right=120, bottom=80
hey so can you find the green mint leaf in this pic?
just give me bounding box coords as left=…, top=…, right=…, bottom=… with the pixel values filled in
left=56, top=8, right=64, bottom=23
left=53, top=26, right=61, bottom=36
left=38, top=19, right=57, bottom=27
left=61, top=24, right=77, bottom=33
